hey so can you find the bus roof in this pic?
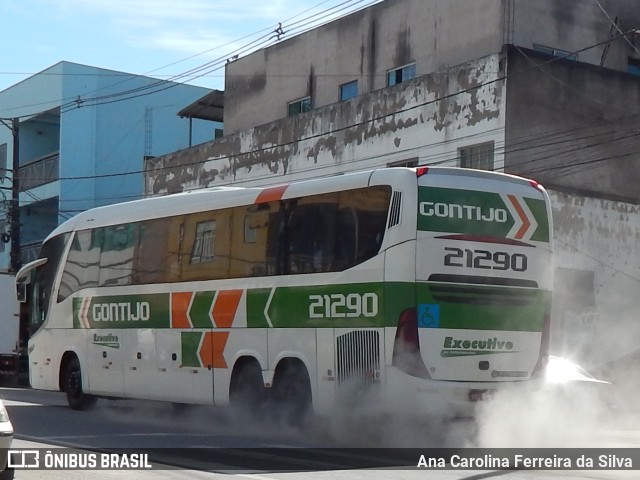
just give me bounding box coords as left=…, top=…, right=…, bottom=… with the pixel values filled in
left=44, top=167, right=545, bottom=242
left=46, top=169, right=379, bottom=240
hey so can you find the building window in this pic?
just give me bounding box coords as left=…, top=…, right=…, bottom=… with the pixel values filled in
left=339, top=80, right=358, bottom=101
left=190, top=220, right=216, bottom=264
left=628, top=57, right=640, bottom=76
left=533, top=44, right=577, bottom=61
left=459, top=142, right=495, bottom=171
left=387, top=158, right=418, bottom=168
left=387, top=63, right=416, bottom=86
left=288, top=97, right=312, bottom=117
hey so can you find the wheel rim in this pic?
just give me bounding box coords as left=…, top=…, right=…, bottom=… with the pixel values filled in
left=68, top=369, right=81, bottom=399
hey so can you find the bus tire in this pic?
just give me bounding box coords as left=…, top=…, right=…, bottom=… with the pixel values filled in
left=229, top=359, right=264, bottom=415
left=271, top=360, right=312, bottom=427
left=65, top=357, right=97, bottom=411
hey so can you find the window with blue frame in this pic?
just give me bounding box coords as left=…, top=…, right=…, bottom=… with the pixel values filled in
left=628, top=57, right=640, bottom=76
left=339, top=80, right=358, bottom=101
left=288, top=96, right=312, bottom=117
left=387, top=63, right=416, bottom=86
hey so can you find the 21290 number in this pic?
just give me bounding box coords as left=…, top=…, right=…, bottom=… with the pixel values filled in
left=309, top=293, right=379, bottom=319
left=444, top=247, right=527, bottom=272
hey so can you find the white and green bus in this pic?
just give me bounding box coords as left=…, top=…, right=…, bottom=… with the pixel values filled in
left=16, top=167, right=552, bottom=418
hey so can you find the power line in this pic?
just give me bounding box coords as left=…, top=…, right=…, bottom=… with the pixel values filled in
left=58, top=1, right=381, bottom=111
left=40, top=115, right=640, bottom=207
left=18, top=32, right=640, bottom=198
left=7, top=22, right=639, bottom=210
left=593, top=0, right=640, bottom=57
left=1, top=0, right=377, bottom=118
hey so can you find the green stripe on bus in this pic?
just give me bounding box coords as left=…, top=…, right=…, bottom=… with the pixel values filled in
left=417, top=282, right=550, bottom=332
left=246, top=288, right=272, bottom=328
left=248, top=285, right=391, bottom=328
left=417, top=187, right=550, bottom=242
left=383, top=282, right=416, bottom=325
left=71, top=281, right=548, bottom=332
left=525, top=197, right=550, bottom=242
left=72, top=294, right=170, bottom=329
left=246, top=283, right=413, bottom=328
left=181, top=332, right=202, bottom=367
left=190, top=291, right=215, bottom=328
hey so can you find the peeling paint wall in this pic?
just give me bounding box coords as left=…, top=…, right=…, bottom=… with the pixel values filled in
left=146, top=54, right=506, bottom=195
left=550, top=189, right=640, bottom=368
left=224, top=0, right=504, bottom=134
left=224, top=0, right=637, bottom=135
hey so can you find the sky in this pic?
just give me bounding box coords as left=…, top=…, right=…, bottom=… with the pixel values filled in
left=0, top=0, right=382, bottom=93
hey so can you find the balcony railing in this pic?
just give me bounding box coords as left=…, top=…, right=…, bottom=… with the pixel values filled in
left=19, top=152, right=59, bottom=191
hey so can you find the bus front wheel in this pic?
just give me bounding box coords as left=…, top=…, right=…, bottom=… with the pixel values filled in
left=64, top=357, right=96, bottom=410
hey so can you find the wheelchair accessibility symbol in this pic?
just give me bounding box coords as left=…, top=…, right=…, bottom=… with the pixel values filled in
left=417, top=304, right=440, bottom=328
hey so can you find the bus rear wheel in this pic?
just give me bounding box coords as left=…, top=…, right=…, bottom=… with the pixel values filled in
left=65, top=357, right=96, bottom=410
left=229, top=360, right=265, bottom=415
left=271, top=360, right=312, bottom=427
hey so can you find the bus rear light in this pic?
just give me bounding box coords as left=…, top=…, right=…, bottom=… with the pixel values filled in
left=392, top=308, right=431, bottom=379
left=529, top=179, right=541, bottom=190
left=416, top=167, right=429, bottom=178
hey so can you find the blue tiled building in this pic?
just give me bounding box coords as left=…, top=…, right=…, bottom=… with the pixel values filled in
left=0, top=61, right=219, bottom=268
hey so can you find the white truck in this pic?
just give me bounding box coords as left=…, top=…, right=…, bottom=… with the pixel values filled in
left=0, top=272, right=20, bottom=384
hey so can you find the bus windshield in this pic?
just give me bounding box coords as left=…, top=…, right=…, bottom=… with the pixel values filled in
left=22, top=234, right=69, bottom=336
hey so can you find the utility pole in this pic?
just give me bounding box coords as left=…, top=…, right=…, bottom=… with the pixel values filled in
left=8, top=118, right=19, bottom=273
left=0, top=117, right=20, bottom=273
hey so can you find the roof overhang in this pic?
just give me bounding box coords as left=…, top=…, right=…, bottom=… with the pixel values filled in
left=178, top=90, right=224, bottom=122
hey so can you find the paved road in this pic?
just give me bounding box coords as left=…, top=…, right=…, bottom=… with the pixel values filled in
left=2, top=387, right=640, bottom=479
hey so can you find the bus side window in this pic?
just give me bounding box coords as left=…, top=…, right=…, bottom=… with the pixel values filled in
left=287, top=200, right=338, bottom=274
left=335, top=186, right=392, bottom=270
left=353, top=187, right=391, bottom=264
left=99, top=224, right=137, bottom=287
left=58, top=230, right=99, bottom=301
left=180, top=210, right=231, bottom=281
left=229, top=203, right=273, bottom=278
left=334, top=207, right=357, bottom=270
left=265, top=207, right=285, bottom=276
left=136, top=218, right=175, bottom=284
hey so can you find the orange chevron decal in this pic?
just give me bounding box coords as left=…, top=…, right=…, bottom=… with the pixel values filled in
left=171, top=292, right=192, bottom=328
left=199, top=332, right=213, bottom=369
left=212, top=290, right=242, bottom=328
left=211, top=332, right=229, bottom=368
left=199, top=331, right=229, bottom=369
left=255, top=184, right=288, bottom=204
left=507, top=195, right=531, bottom=240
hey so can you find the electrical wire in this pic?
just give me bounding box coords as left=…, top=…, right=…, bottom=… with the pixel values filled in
left=1, top=0, right=374, bottom=118
left=58, top=0, right=383, bottom=111
left=7, top=17, right=640, bottom=207
left=593, top=0, right=640, bottom=57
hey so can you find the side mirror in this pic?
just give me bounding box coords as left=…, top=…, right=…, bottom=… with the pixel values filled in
left=16, top=283, right=27, bottom=303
